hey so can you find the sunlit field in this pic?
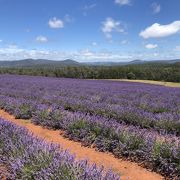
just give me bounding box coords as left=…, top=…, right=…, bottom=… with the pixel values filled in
left=108, top=79, right=180, bottom=87
left=0, top=0, right=180, bottom=179
left=0, top=75, right=179, bottom=178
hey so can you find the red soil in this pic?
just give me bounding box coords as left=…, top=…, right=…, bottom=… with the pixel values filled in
left=0, top=110, right=163, bottom=180
left=0, top=164, right=8, bottom=180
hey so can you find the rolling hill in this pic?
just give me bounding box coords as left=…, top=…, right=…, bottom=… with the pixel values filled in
left=0, top=59, right=80, bottom=68
left=0, top=59, right=179, bottom=68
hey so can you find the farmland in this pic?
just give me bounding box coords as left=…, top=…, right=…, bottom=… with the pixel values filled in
left=0, top=74, right=180, bottom=179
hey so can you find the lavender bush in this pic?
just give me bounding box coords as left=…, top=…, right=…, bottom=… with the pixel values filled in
left=0, top=118, right=119, bottom=180
left=32, top=106, right=180, bottom=178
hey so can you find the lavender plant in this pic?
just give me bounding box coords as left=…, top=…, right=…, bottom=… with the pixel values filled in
left=0, top=118, right=119, bottom=180
left=32, top=106, right=180, bottom=178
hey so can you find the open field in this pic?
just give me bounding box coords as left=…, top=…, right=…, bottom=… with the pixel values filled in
left=107, top=79, right=180, bottom=87
left=0, top=74, right=179, bottom=179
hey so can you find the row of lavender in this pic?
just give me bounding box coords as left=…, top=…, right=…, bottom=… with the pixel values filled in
left=0, top=95, right=180, bottom=177
left=0, top=118, right=119, bottom=179
left=0, top=75, right=179, bottom=134
left=32, top=105, right=180, bottom=177
left=0, top=75, right=179, bottom=178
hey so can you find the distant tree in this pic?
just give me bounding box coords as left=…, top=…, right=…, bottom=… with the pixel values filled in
left=127, top=72, right=136, bottom=79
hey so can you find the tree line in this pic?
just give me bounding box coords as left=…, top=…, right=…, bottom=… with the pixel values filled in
left=0, top=62, right=179, bottom=82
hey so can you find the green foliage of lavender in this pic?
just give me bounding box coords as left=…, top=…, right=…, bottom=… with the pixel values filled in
left=0, top=118, right=119, bottom=180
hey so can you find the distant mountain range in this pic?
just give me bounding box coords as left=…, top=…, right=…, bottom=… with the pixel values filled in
left=0, top=59, right=179, bottom=68
left=0, top=59, right=79, bottom=67
left=84, top=60, right=145, bottom=66
left=85, top=59, right=180, bottom=66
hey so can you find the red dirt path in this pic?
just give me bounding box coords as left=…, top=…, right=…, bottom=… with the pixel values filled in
left=0, top=109, right=163, bottom=180
left=0, top=164, right=8, bottom=180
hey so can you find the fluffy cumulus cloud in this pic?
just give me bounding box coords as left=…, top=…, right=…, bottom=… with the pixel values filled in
left=151, top=2, right=161, bottom=14
left=48, top=17, right=64, bottom=29
left=36, top=36, right=48, bottom=43
left=140, top=21, right=180, bottom=39
left=145, top=43, right=158, bottom=49
left=102, top=17, right=124, bottom=38
left=115, top=0, right=130, bottom=6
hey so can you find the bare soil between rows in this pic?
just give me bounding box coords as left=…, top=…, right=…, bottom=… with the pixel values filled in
left=0, top=164, right=9, bottom=180
left=0, top=109, right=163, bottom=180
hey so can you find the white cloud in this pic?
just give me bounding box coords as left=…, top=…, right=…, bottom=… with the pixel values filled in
left=174, top=46, right=180, bottom=51
left=92, top=42, right=97, bottom=46
left=82, top=3, right=96, bottom=16
left=151, top=3, right=161, bottom=14
left=64, top=14, right=74, bottom=23
left=36, top=36, right=48, bottom=43
left=121, top=40, right=128, bottom=44
left=102, top=17, right=124, bottom=38
left=0, top=47, right=52, bottom=60
left=25, top=29, right=31, bottom=33
left=77, top=49, right=132, bottom=61
left=145, top=44, right=158, bottom=49
left=0, top=46, right=132, bottom=61
left=140, top=21, right=180, bottom=39
left=79, top=49, right=94, bottom=57
left=7, top=44, right=18, bottom=49
left=115, top=0, right=130, bottom=6
left=83, top=3, right=96, bottom=10
left=0, top=47, right=179, bottom=61
left=0, top=45, right=24, bottom=54
left=153, top=53, right=159, bottom=57
left=48, top=17, right=64, bottom=29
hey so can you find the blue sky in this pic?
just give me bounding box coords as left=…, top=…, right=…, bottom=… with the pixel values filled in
left=0, top=0, right=180, bottom=62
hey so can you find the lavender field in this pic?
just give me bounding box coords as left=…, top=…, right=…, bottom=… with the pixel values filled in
left=0, top=74, right=180, bottom=178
